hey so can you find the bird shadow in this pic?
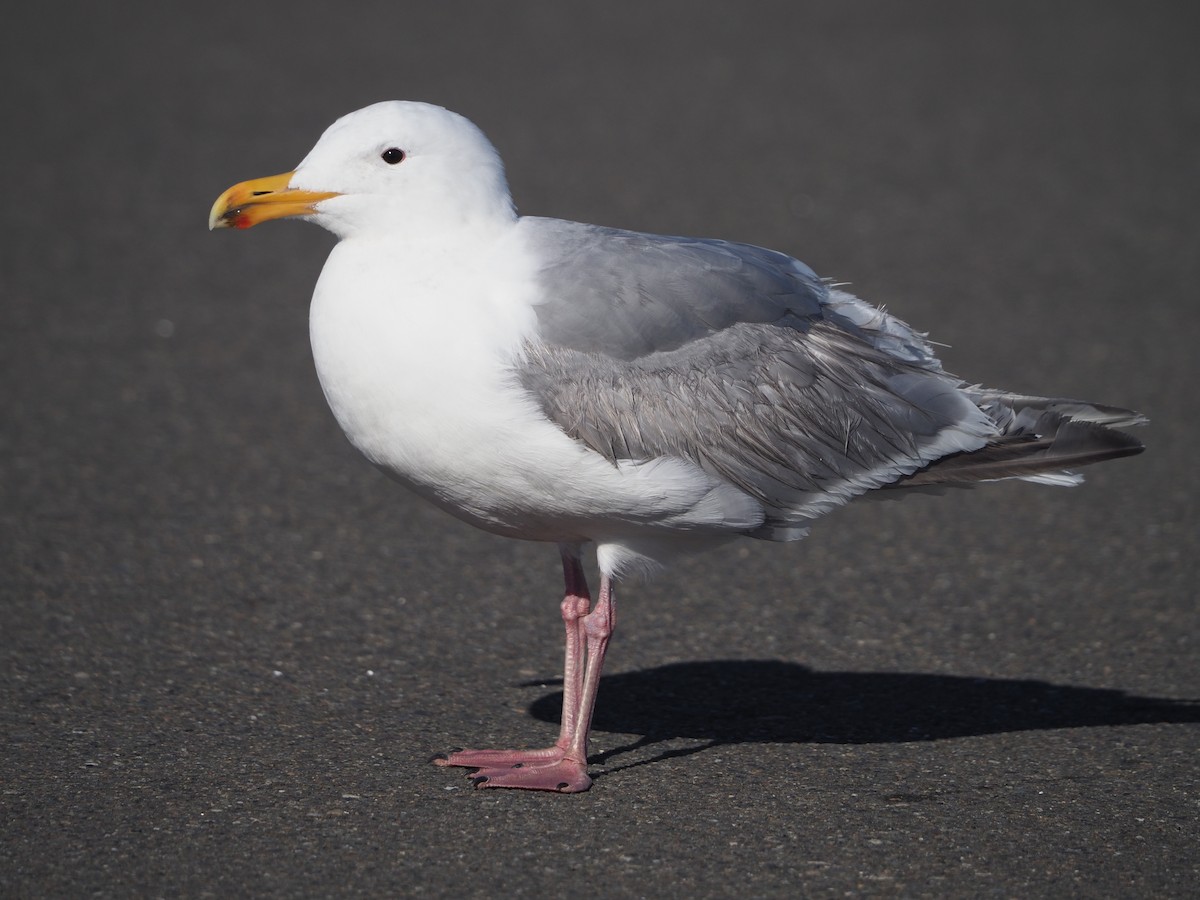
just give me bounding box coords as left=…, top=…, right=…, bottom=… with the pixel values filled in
left=523, top=660, right=1199, bottom=770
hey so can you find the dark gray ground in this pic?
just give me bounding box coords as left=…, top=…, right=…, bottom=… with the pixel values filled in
left=2, top=2, right=1196, bottom=897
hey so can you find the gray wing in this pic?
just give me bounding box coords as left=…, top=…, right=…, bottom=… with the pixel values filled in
left=516, top=219, right=998, bottom=539
left=520, top=217, right=827, bottom=359
left=517, top=219, right=1146, bottom=538
left=520, top=217, right=941, bottom=365
left=520, top=327, right=993, bottom=538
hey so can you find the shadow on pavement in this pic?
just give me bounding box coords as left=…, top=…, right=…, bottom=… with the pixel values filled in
left=524, top=660, right=1198, bottom=767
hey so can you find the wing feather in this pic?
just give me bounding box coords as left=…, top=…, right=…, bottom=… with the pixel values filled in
left=514, top=218, right=1144, bottom=540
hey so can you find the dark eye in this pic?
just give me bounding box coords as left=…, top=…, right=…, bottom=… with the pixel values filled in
left=381, top=147, right=406, bottom=165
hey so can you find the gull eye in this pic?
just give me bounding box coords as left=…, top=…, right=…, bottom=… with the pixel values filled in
left=381, top=147, right=406, bottom=165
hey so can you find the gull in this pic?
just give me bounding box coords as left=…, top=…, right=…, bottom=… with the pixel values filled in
left=210, top=101, right=1145, bottom=792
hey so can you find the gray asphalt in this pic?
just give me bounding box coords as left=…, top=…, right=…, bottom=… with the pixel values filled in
left=3, top=2, right=1197, bottom=897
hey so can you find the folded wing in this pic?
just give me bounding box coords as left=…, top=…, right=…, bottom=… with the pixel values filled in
left=515, top=219, right=1145, bottom=541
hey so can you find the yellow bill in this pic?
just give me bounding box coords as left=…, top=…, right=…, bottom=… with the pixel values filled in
left=208, top=171, right=339, bottom=230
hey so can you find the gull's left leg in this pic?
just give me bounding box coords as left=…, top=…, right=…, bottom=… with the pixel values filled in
left=433, top=545, right=592, bottom=780
left=466, top=573, right=615, bottom=792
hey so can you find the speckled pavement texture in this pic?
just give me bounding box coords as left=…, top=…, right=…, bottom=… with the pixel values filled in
left=2, top=2, right=1196, bottom=896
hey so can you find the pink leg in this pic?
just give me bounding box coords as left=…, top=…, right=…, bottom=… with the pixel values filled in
left=555, top=548, right=590, bottom=750
left=434, top=547, right=616, bottom=792
left=433, top=547, right=587, bottom=768
left=559, top=572, right=615, bottom=765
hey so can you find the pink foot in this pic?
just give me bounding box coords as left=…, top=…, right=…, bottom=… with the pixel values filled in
left=469, top=756, right=592, bottom=793
left=433, top=746, right=592, bottom=792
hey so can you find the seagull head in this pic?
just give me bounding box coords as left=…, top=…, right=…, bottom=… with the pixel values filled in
left=209, top=101, right=515, bottom=239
